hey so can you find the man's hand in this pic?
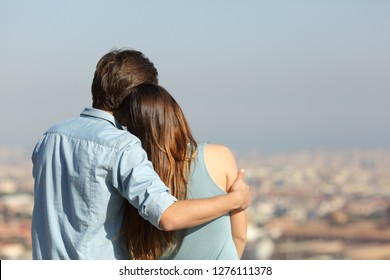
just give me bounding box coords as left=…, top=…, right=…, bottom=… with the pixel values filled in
left=228, top=169, right=250, bottom=211
left=160, top=168, right=250, bottom=231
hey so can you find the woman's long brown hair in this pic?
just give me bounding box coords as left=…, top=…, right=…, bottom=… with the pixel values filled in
left=115, top=83, right=197, bottom=259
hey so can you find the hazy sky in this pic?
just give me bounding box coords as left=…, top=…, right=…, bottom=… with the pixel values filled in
left=1, top=0, right=389, bottom=156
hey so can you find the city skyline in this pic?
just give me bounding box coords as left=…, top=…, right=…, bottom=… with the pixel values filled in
left=1, top=1, right=390, bottom=155
left=2, top=145, right=390, bottom=260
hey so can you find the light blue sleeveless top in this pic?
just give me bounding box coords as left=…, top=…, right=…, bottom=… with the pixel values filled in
left=161, top=143, right=239, bottom=260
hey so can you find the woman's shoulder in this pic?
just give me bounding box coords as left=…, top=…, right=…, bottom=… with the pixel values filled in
left=203, top=143, right=238, bottom=191
left=203, top=143, right=234, bottom=158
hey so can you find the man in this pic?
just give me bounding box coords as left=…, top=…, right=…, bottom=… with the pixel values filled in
left=31, top=49, right=250, bottom=259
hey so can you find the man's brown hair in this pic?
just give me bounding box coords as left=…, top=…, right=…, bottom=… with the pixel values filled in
left=91, top=49, right=158, bottom=111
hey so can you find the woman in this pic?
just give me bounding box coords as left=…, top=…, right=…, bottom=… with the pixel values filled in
left=115, top=83, right=247, bottom=260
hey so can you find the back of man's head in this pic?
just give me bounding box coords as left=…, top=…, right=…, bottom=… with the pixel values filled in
left=91, top=49, right=158, bottom=111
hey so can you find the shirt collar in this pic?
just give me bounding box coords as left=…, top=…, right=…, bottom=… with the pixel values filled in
left=80, top=108, right=123, bottom=130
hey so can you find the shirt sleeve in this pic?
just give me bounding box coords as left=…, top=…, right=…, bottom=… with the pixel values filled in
left=112, top=141, right=177, bottom=229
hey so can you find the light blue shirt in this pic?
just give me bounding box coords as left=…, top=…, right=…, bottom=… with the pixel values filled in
left=31, top=108, right=177, bottom=259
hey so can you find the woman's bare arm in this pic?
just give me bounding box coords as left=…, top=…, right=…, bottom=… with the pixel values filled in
left=204, top=144, right=248, bottom=258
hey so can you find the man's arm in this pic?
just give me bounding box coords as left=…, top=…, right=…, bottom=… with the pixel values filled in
left=116, top=143, right=250, bottom=231
left=159, top=169, right=250, bottom=231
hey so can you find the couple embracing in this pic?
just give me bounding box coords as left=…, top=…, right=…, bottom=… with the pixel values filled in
left=31, top=49, right=249, bottom=260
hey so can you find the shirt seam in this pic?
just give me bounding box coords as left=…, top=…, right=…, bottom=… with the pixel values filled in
left=44, top=131, right=134, bottom=151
